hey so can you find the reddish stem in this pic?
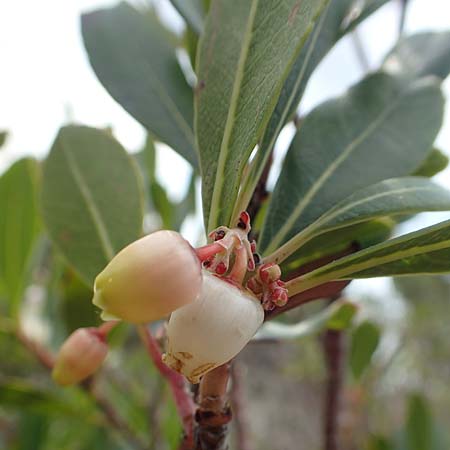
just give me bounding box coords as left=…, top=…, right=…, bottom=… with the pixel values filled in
left=138, top=325, right=196, bottom=447
left=196, top=243, right=224, bottom=262
left=323, top=328, right=345, bottom=450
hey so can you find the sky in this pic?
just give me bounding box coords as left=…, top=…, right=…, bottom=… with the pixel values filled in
left=1, top=0, right=450, bottom=301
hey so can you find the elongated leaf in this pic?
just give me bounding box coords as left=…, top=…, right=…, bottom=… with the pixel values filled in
left=282, top=219, right=394, bottom=274
left=254, top=300, right=356, bottom=340
left=196, top=0, right=329, bottom=231
left=17, top=413, right=48, bottom=450
left=170, top=0, right=204, bottom=34
left=286, top=219, right=450, bottom=295
left=42, top=125, right=144, bottom=286
left=81, top=3, right=197, bottom=166
left=0, top=158, right=40, bottom=312
left=234, top=0, right=391, bottom=217
left=384, top=31, right=450, bottom=81
left=268, top=177, right=450, bottom=264
left=406, top=394, right=433, bottom=450
left=350, top=321, right=380, bottom=379
left=261, top=73, right=444, bottom=254
left=413, top=148, right=449, bottom=177
left=0, top=378, right=97, bottom=420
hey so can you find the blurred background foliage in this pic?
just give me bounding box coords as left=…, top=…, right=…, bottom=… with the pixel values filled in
left=1, top=0, right=450, bottom=449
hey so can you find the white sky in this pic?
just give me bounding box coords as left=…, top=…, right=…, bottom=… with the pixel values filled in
left=1, top=0, right=450, bottom=240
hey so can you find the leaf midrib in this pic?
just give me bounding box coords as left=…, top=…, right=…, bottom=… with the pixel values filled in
left=62, top=144, right=115, bottom=261
left=233, top=2, right=332, bottom=222
left=265, top=85, right=406, bottom=253
left=207, top=0, right=260, bottom=230
left=315, top=184, right=449, bottom=234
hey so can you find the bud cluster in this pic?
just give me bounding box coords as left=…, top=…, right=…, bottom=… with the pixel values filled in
left=247, top=262, right=288, bottom=311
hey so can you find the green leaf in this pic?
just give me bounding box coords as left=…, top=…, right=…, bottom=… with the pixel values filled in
left=81, top=3, right=197, bottom=167
left=350, top=321, right=380, bottom=379
left=281, top=218, right=394, bottom=274
left=0, top=378, right=94, bottom=419
left=286, top=219, right=450, bottom=296
left=254, top=300, right=356, bottom=340
left=16, top=413, right=48, bottom=450
left=0, top=158, right=40, bottom=313
left=41, top=125, right=144, bottom=286
left=58, top=269, right=101, bottom=334
left=170, top=0, right=205, bottom=34
left=367, top=435, right=395, bottom=450
left=195, top=0, right=329, bottom=231
left=0, top=131, right=8, bottom=149
left=268, top=177, right=450, bottom=264
left=234, top=0, right=391, bottom=216
left=406, top=394, right=432, bottom=450
left=384, top=31, right=450, bottom=81
left=413, top=148, right=449, bottom=177
left=261, top=73, right=444, bottom=254
left=150, top=181, right=175, bottom=229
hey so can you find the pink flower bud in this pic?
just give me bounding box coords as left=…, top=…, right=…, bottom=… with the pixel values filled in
left=271, top=288, right=288, bottom=307
left=52, top=328, right=108, bottom=386
left=259, top=263, right=281, bottom=285
left=93, top=231, right=202, bottom=323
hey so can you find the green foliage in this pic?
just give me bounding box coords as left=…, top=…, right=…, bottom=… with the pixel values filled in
left=0, top=158, right=40, bottom=314
left=406, top=394, right=433, bottom=450
left=238, top=0, right=391, bottom=215
left=269, top=177, right=450, bottom=264
left=288, top=219, right=450, bottom=295
left=350, top=321, right=380, bottom=379
left=81, top=3, right=198, bottom=167
left=255, top=300, right=357, bottom=340
left=196, top=0, right=329, bottom=231
left=169, top=0, right=205, bottom=34
left=261, top=73, right=444, bottom=253
left=413, top=148, right=449, bottom=177
left=41, top=125, right=144, bottom=285
left=0, top=131, right=8, bottom=149
left=384, top=31, right=450, bottom=81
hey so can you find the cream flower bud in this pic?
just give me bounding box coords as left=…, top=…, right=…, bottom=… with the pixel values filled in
left=93, top=231, right=202, bottom=323
left=163, top=271, right=264, bottom=383
left=52, top=328, right=108, bottom=386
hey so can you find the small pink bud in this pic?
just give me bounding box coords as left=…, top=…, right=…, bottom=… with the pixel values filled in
left=271, top=288, right=288, bottom=307
left=259, top=263, right=281, bottom=285
left=93, top=231, right=202, bottom=323
left=52, top=328, right=108, bottom=386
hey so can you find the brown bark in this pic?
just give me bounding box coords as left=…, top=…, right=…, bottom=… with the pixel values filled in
left=194, top=364, right=232, bottom=450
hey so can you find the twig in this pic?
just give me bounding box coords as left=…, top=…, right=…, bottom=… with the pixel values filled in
left=195, top=364, right=232, bottom=450
left=137, top=325, right=196, bottom=448
left=15, top=327, right=146, bottom=449
left=15, top=327, right=55, bottom=370
left=230, top=362, right=253, bottom=450
left=322, top=327, right=345, bottom=450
